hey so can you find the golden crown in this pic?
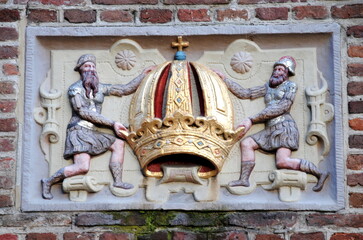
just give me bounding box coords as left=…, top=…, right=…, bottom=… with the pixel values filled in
left=125, top=56, right=243, bottom=179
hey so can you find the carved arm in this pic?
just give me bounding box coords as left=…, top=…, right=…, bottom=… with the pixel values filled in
left=71, top=94, right=115, bottom=127
left=109, top=72, right=147, bottom=97
left=224, top=78, right=266, bottom=100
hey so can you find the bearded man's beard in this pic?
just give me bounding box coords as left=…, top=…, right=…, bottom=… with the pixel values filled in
left=269, top=72, right=288, bottom=88
left=82, top=71, right=99, bottom=98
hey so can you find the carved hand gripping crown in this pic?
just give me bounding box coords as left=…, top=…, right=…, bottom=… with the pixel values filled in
left=125, top=52, right=244, bottom=179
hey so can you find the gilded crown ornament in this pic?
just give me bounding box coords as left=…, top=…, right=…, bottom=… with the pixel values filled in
left=124, top=37, right=244, bottom=179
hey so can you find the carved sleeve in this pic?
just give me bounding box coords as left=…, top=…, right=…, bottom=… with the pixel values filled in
left=224, top=78, right=266, bottom=99
left=71, top=94, right=115, bottom=127
left=249, top=82, right=297, bottom=124
left=109, top=72, right=146, bottom=97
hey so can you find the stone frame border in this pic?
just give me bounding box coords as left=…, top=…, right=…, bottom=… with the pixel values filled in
left=22, top=24, right=344, bottom=211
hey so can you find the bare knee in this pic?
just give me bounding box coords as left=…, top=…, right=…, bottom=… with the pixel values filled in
left=76, top=162, right=90, bottom=174
left=110, top=139, right=125, bottom=152
left=276, top=158, right=290, bottom=169
left=240, top=137, right=258, bottom=150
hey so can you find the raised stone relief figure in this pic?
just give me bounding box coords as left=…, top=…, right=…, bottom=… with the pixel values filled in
left=219, top=56, right=329, bottom=192
left=41, top=54, right=153, bottom=199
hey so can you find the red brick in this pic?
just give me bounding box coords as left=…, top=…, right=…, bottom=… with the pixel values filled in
left=35, top=0, right=85, bottom=5
left=349, top=135, right=363, bottom=148
left=330, top=233, right=363, bottom=240
left=209, top=231, right=247, bottom=240
left=348, top=26, right=363, bottom=38
left=216, top=9, right=248, bottom=21
left=0, top=81, right=15, bottom=94
left=178, top=9, right=211, bottom=22
left=27, top=9, right=57, bottom=23
left=293, top=6, right=328, bottom=20
left=347, top=154, right=363, bottom=170
left=26, top=233, right=56, bottom=240
left=0, top=137, right=15, bottom=152
left=348, top=46, right=363, bottom=58
left=0, top=118, right=17, bottom=132
left=350, top=118, right=363, bottom=131
left=0, top=234, right=18, bottom=240
left=0, top=28, right=18, bottom=41
left=99, top=233, right=132, bottom=240
left=0, top=101, right=16, bottom=113
left=348, top=63, right=363, bottom=76
left=348, top=82, right=363, bottom=96
left=0, top=9, right=20, bottom=22
left=165, top=0, right=228, bottom=4
left=255, top=235, right=283, bottom=240
left=173, top=232, right=208, bottom=240
left=0, top=176, right=13, bottom=189
left=2, top=64, right=19, bottom=76
left=64, top=10, right=96, bottom=23
left=140, top=9, right=172, bottom=23
left=290, top=232, right=324, bottom=240
left=63, top=233, right=95, bottom=240
left=332, top=4, right=363, bottom=19
left=100, top=10, right=133, bottom=22
left=0, top=157, right=14, bottom=169
left=238, top=0, right=287, bottom=4
left=349, top=102, right=363, bottom=114
left=0, top=46, right=18, bottom=59
left=255, top=7, right=289, bottom=20
left=350, top=192, right=363, bottom=208
left=307, top=214, right=363, bottom=228
left=348, top=173, right=363, bottom=187
left=93, top=0, right=157, bottom=4
left=0, top=0, right=7, bottom=3
left=227, top=212, right=297, bottom=228
left=0, top=194, right=12, bottom=207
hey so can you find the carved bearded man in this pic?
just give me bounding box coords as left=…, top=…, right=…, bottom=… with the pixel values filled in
left=41, top=54, right=152, bottom=199
left=221, top=56, right=329, bottom=192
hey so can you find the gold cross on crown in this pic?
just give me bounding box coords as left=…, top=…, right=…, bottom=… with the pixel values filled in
left=171, top=36, right=189, bottom=52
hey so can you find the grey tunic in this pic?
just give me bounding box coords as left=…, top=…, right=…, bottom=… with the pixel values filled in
left=63, top=72, right=146, bottom=159
left=223, top=78, right=299, bottom=152
left=63, top=81, right=116, bottom=159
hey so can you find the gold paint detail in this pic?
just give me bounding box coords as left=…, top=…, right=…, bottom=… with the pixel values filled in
left=171, top=36, right=189, bottom=52
left=128, top=60, right=243, bottom=179
left=126, top=111, right=244, bottom=178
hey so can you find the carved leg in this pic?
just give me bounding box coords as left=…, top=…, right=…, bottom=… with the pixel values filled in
left=229, top=161, right=255, bottom=187
left=41, top=168, right=66, bottom=200
left=299, top=159, right=329, bottom=192
left=109, top=162, right=133, bottom=189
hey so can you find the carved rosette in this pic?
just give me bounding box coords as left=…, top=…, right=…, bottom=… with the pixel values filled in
left=230, top=51, right=253, bottom=74
left=115, top=49, right=137, bottom=70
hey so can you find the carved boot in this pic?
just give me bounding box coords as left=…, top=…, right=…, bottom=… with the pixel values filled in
left=229, top=161, right=255, bottom=187
left=41, top=168, right=66, bottom=200
left=299, top=159, right=329, bottom=192
left=109, top=162, right=134, bottom=189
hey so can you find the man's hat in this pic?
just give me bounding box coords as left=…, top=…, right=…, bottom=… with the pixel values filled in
left=274, top=56, right=296, bottom=76
left=74, top=54, right=96, bottom=71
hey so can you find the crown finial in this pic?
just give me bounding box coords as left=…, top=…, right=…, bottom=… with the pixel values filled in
left=171, top=36, right=189, bottom=60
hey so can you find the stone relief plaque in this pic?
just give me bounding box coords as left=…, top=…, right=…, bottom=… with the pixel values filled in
left=22, top=24, right=343, bottom=211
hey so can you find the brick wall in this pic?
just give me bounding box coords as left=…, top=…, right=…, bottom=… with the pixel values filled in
left=0, top=0, right=362, bottom=239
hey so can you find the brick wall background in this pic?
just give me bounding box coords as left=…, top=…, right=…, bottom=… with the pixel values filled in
left=0, top=0, right=362, bottom=239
